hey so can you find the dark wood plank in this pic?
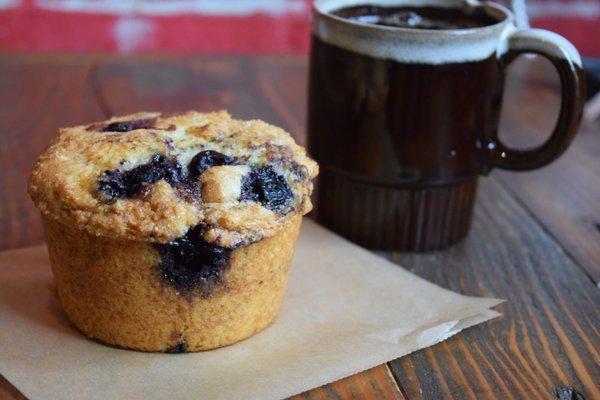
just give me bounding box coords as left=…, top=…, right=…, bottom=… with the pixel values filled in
left=387, top=176, right=600, bottom=399
left=290, top=365, right=405, bottom=400
left=495, top=57, right=600, bottom=284
left=0, top=55, right=104, bottom=251
left=89, top=56, right=291, bottom=134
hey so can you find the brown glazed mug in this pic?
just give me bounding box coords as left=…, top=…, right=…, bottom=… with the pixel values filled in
left=307, top=0, right=585, bottom=251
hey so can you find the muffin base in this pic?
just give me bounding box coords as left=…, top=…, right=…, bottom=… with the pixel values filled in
left=42, top=215, right=302, bottom=352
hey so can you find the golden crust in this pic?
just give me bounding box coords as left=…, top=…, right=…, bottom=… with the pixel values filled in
left=28, top=111, right=318, bottom=245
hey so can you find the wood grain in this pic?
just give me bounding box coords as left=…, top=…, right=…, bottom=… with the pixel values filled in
left=0, top=54, right=598, bottom=400
left=89, top=56, right=292, bottom=136
left=0, top=57, right=104, bottom=251
left=290, top=365, right=405, bottom=400
left=387, top=176, right=600, bottom=399
left=495, top=58, right=600, bottom=284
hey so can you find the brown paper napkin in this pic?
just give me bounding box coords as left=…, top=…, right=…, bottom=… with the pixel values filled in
left=0, top=220, right=502, bottom=400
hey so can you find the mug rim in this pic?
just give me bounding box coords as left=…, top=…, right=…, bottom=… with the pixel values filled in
left=313, top=0, right=513, bottom=35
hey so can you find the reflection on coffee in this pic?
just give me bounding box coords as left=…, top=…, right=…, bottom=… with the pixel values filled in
left=331, top=5, right=499, bottom=30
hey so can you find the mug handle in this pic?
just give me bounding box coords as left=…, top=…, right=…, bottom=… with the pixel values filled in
left=490, top=29, right=586, bottom=170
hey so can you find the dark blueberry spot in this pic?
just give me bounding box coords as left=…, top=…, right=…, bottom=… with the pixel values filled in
left=240, top=165, right=294, bottom=212
left=155, top=225, right=231, bottom=296
left=188, top=150, right=236, bottom=177
left=166, top=340, right=188, bottom=353
left=97, top=154, right=184, bottom=201
left=102, top=118, right=156, bottom=132
left=97, top=170, right=128, bottom=200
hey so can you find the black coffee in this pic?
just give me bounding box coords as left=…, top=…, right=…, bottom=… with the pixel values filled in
left=331, top=5, right=499, bottom=30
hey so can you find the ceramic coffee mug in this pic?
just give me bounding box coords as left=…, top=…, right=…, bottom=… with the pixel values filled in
left=308, top=0, right=585, bottom=251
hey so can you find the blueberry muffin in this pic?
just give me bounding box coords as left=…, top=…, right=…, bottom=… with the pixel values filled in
left=28, top=111, right=318, bottom=352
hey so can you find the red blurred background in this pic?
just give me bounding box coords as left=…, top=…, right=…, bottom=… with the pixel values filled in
left=0, top=0, right=598, bottom=56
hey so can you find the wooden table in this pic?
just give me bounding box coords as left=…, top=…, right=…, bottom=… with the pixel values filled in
left=0, top=54, right=598, bottom=400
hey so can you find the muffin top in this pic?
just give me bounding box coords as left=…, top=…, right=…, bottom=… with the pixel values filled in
left=29, top=111, right=318, bottom=247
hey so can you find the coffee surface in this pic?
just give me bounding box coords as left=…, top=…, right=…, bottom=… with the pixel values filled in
left=331, top=5, right=499, bottom=29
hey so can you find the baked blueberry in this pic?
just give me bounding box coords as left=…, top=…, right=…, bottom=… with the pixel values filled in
left=97, top=154, right=184, bottom=201
left=240, top=166, right=294, bottom=212
left=188, top=150, right=236, bottom=177
left=165, top=340, right=188, bottom=353
left=102, top=118, right=156, bottom=132
left=155, top=225, right=231, bottom=295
